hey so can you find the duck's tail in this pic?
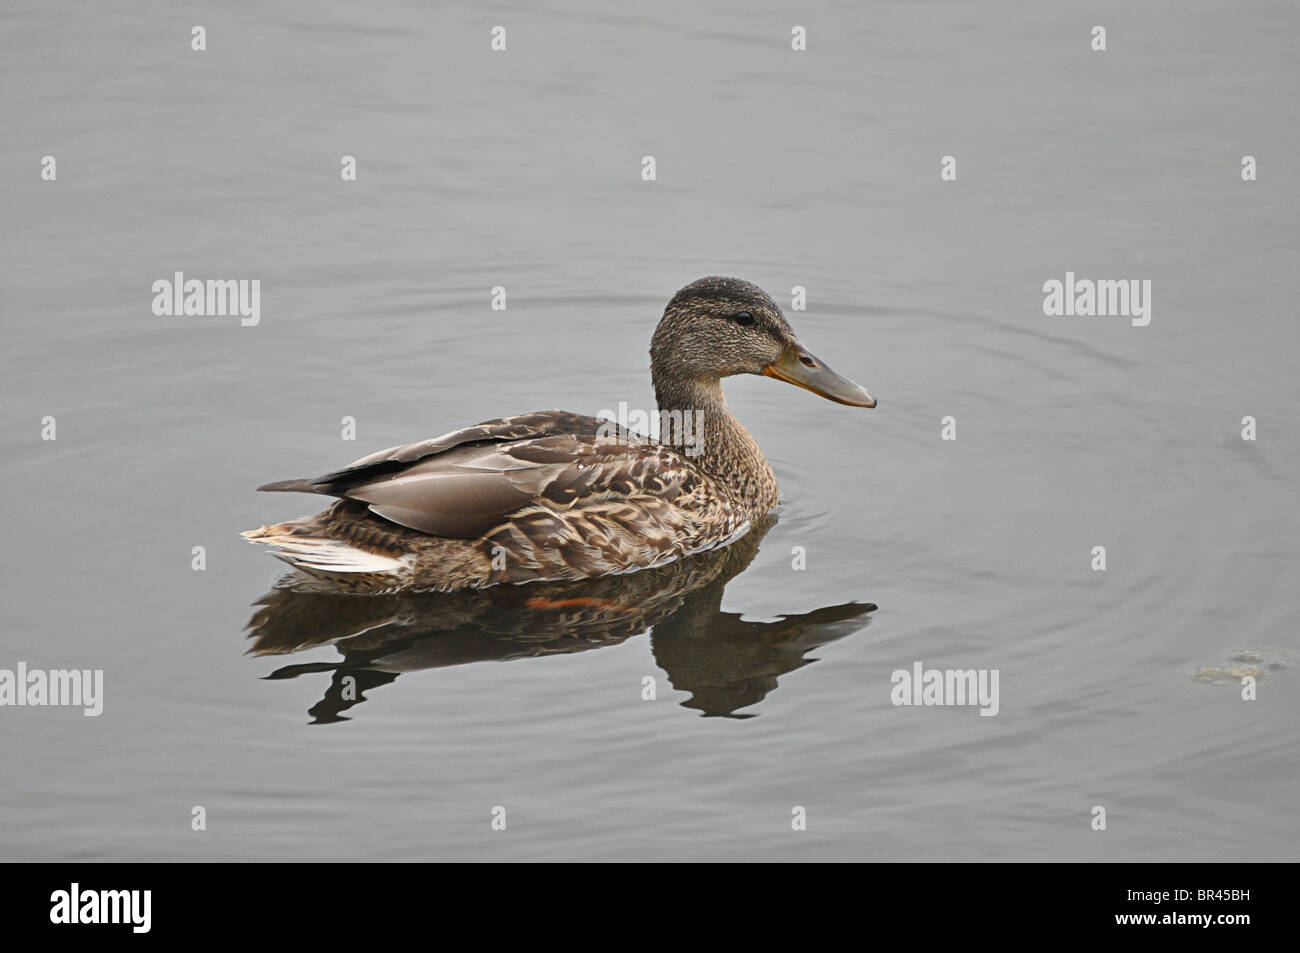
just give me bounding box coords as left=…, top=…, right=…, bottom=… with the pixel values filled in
left=242, top=517, right=413, bottom=589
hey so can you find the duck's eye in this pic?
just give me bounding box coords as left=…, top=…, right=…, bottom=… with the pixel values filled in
left=731, top=311, right=755, bottom=326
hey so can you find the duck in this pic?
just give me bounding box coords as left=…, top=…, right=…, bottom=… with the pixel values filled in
left=243, top=276, right=876, bottom=593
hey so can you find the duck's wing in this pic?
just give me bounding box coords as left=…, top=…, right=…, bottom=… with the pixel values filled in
left=256, top=412, right=749, bottom=571
left=258, top=411, right=623, bottom=523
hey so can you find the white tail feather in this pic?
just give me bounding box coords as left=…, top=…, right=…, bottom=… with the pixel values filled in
left=245, top=533, right=409, bottom=575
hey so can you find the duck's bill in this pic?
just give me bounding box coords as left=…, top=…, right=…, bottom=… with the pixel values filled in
left=762, top=345, right=877, bottom=408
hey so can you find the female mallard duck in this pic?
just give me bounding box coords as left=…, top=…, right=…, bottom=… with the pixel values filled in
left=244, top=276, right=875, bottom=593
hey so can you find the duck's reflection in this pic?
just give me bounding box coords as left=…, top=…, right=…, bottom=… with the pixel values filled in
left=244, top=518, right=875, bottom=722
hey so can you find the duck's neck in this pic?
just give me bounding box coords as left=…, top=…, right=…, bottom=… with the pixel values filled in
left=653, top=375, right=779, bottom=518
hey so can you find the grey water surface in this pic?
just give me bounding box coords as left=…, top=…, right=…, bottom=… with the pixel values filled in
left=2, top=0, right=1297, bottom=861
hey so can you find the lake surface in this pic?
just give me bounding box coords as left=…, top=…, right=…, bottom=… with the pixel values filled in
left=2, top=0, right=1297, bottom=861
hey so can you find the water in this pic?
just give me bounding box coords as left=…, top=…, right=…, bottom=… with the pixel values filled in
left=2, top=0, right=1297, bottom=861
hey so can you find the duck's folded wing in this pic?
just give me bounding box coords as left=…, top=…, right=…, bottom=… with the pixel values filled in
left=335, top=436, right=617, bottom=537
left=260, top=412, right=625, bottom=489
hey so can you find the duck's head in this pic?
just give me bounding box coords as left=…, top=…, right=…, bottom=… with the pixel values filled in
left=650, top=276, right=876, bottom=408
